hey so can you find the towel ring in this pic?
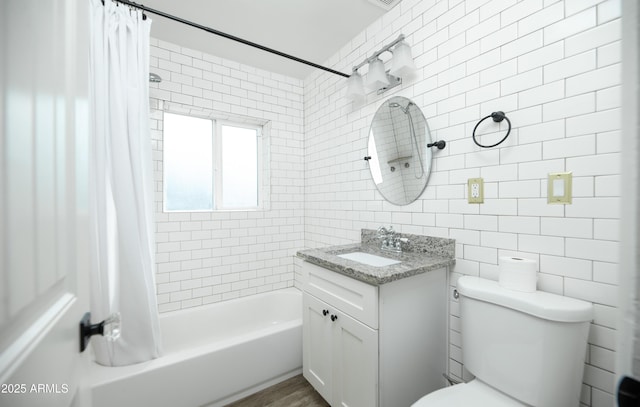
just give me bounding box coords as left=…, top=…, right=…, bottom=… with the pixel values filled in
left=472, top=111, right=511, bottom=148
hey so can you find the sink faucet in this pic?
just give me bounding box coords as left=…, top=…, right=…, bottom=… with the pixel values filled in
left=376, top=226, right=409, bottom=253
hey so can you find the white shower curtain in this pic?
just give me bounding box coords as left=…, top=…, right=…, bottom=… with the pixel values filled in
left=89, top=0, right=161, bottom=366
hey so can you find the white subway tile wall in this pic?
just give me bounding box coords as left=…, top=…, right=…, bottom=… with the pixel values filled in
left=148, top=38, right=304, bottom=313
left=301, top=0, right=620, bottom=406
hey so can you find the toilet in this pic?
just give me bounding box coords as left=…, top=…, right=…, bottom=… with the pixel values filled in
left=413, top=276, right=593, bottom=407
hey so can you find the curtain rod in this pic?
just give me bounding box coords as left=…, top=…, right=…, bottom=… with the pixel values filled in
left=105, top=0, right=351, bottom=79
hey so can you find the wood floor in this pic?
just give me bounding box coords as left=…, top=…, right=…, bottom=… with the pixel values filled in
left=225, top=375, right=330, bottom=407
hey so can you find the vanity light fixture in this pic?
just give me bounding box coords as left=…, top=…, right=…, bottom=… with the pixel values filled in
left=346, top=34, right=416, bottom=101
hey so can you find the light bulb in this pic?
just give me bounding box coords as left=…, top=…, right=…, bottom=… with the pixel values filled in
left=390, top=41, right=416, bottom=77
left=346, top=71, right=365, bottom=100
left=366, top=58, right=390, bottom=90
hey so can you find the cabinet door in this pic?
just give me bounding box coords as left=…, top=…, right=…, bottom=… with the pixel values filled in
left=304, top=261, right=379, bottom=329
left=333, top=310, right=379, bottom=407
left=303, top=293, right=333, bottom=403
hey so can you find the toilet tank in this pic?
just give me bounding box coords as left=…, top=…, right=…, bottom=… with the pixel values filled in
left=457, top=276, right=593, bottom=407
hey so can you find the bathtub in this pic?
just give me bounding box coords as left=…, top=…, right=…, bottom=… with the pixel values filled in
left=90, top=288, right=302, bottom=407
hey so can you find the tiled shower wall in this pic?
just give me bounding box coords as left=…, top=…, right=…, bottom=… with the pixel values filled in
left=148, top=38, right=304, bottom=312
left=302, top=0, right=620, bottom=406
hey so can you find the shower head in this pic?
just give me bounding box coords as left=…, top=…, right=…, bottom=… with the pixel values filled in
left=149, top=72, right=162, bottom=83
left=389, top=101, right=412, bottom=114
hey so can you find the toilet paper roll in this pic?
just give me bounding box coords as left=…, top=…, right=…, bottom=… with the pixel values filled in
left=498, top=256, right=537, bottom=292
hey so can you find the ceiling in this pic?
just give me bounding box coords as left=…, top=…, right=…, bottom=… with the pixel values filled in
left=144, top=0, right=393, bottom=79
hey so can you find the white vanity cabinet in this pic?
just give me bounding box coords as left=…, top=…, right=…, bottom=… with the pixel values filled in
left=304, top=293, right=378, bottom=407
left=302, top=261, right=448, bottom=407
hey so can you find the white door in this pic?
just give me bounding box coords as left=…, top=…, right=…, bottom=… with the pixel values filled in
left=0, top=1, right=91, bottom=406
left=303, top=293, right=333, bottom=404
left=619, top=0, right=640, bottom=404
left=333, top=310, right=378, bottom=407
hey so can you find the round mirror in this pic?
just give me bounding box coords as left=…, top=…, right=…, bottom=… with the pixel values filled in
left=367, top=96, right=433, bottom=205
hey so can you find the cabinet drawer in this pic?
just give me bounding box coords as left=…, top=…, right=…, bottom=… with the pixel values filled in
left=303, top=261, right=378, bottom=329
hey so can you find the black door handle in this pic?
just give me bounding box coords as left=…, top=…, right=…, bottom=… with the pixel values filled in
left=618, top=376, right=640, bottom=406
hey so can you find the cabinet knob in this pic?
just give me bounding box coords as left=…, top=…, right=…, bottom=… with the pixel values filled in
left=323, top=309, right=329, bottom=316
left=331, top=314, right=338, bottom=322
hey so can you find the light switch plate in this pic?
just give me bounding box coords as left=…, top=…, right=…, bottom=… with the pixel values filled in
left=468, top=178, right=484, bottom=204
left=547, top=172, right=572, bottom=204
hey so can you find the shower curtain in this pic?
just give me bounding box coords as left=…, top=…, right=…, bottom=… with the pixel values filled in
left=88, top=0, right=161, bottom=366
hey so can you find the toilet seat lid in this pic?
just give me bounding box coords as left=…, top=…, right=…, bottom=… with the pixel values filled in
left=412, top=380, right=523, bottom=407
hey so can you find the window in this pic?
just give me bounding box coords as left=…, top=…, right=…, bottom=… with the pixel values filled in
left=163, top=112, right=262, bottom=211
left=163, top=113, right=214, bottom=211
left=219, top=124, right=259, bottom=208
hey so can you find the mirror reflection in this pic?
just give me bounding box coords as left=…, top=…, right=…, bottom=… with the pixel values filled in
left=367, top=96, right=433, bottom=205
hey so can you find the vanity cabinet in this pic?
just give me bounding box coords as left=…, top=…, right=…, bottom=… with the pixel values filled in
left=304, top=293, right=378, bottom=407
left=302, top=261, right=448, bottom=407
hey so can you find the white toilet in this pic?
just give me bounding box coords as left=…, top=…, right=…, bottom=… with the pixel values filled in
left=413, top=276, right=593, bottom=407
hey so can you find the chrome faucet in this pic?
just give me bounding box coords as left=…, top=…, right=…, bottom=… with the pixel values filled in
left=377, top=226, right=391, bottom=248
left=376, top=225, right=409, bottom=253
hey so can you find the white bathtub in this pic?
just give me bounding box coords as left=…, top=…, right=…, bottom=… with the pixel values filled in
left=90, top=288, right=302, bottom=407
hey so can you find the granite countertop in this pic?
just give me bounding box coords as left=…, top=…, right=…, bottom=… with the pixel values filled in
left=297, top=230, right=456, bottom=286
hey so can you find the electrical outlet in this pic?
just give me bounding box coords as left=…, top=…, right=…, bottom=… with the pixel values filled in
left=468, top=178, right=484, bottom=204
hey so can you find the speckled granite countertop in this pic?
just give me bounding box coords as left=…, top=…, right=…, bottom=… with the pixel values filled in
left=297, top=230, right=455, bottom=285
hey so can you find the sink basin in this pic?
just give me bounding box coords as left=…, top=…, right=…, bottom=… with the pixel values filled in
left=337, top=252, right=401, bottom=267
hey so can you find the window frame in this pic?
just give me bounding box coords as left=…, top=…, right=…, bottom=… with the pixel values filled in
left=161, top=111, right=265, bottom=213
left=214, top=120, right=262, bottom=211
